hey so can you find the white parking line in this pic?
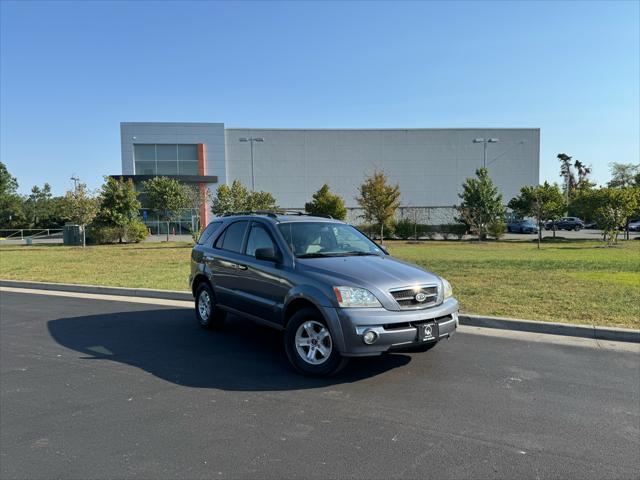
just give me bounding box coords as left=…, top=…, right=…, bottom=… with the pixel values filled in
left=0, top=286, right=192, bottom=308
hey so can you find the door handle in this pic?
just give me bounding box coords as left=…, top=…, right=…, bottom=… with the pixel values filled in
left=203, top=255, right=214, bottom=261
left=235, top=264, right=247, bottom=271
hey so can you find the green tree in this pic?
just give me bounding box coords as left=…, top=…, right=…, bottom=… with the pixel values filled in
left=557, top=153, right=576, bottom=198
left=142, top=177, right=190, bottom=242
left=247, top=190, right=278, bottom=211
left=0, top=162, right=26, bottom=228
left=595, top=187, right=640, bottom=245
left=94, top=177, right=142, bottom=243
left=458, top=168, right=505, bottom=242
left=508, top=182, right=566, bottom=248
left=356, top=171, right=401, bottom=244
left=209, top=180, right=277, bottom=215
left=0, top=162, right=18, bottom=196
left=305, top=184, right=347, bottom=220
left=607, top=163, right=640, bottom=189
left=59, top=182, right=99, bottom=247
left=23, top=183, right=61, bottom=228
left=185, top=184, right=206, bottom=240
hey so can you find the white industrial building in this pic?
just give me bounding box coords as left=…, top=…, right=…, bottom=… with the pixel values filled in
left=119, top=122, right=539, bottom=229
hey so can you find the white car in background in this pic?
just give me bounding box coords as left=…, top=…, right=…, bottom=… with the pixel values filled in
left=628, top=219, right=640, bottom=232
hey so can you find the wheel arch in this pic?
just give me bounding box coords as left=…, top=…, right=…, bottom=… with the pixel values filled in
left=282, top=292, right=346, bottom=353
left=191, top=273, right=211, bottom=297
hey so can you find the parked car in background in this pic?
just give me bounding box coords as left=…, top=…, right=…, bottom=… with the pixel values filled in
left=545, top=217, right=584, bottom=231
left=190, top=212, right=459, bottom=376
left=507, top=219, right=539, bottom=234
left=583, top=220, right=598, bottom=229
left=627, top=219, right=640, bottom=232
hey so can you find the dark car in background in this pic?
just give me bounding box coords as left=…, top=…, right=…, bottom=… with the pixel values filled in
left=507, top=219, right=539, bottom=234
left=189, top=212, right=458, bottom=376
left=545, top=217, right=584, bottom=231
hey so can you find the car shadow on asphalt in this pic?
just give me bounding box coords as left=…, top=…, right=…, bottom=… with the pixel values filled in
left=47, top=308, right=411, bottom=391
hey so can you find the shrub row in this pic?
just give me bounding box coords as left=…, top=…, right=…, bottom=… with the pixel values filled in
left=358, top=221, right=468, bottom=240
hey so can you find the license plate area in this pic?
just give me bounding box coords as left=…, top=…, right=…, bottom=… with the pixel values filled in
left=416, top=321, right=438, bottom=342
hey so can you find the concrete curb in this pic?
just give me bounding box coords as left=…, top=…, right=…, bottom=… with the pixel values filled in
left=459, top=314, right=639, bottom=343
left=0, top=279, right=192, bottom=302
left=2, top=279, right=638, bottom=343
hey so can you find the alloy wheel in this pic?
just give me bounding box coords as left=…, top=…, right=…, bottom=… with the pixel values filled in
left=295, top=320, right=332, bottom=365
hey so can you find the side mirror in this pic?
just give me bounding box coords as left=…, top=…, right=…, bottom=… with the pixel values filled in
left=255, top=247, right=281, bottom=263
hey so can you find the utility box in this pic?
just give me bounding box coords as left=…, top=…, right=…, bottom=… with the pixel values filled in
left=63, top=223, right=83, bottom=246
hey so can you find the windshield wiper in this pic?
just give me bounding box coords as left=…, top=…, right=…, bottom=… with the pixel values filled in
left=343, top=251, right=378, bottom=256
left=296, top=253, right=332, bottom=258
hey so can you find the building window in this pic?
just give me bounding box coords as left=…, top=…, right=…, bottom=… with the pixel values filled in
left=134, top=144, right=199, bottom=176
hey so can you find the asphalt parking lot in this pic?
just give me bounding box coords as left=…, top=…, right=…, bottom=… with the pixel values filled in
left=505, top=228, right=640, bottom=241
left=1, top=290, right=639, bottom=479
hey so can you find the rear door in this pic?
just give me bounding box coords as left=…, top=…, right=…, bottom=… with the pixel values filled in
left=207, top=220, right=249, bottom=310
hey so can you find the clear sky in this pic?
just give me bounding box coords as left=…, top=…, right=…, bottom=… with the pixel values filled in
left=1, top=0, right=638, bottom=195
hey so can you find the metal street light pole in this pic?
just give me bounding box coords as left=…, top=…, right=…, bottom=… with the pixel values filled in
left=472, top=138, right=499, bottom=168
left=70, top=175, right=80, bottom=192
left=239, top=137, right=264, bottom=191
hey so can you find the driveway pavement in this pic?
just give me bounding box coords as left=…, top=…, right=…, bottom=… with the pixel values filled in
left=1, top=291, right=638, bottom=479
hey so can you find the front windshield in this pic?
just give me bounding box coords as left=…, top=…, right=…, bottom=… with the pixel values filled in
left=278, top=222, right=383, bottom=258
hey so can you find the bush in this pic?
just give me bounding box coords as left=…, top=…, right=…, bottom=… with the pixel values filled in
left=125, top=220, right=148, bottom=243
left=358, top=222, right=394, bottom=241
left=86, top=225, right=120, bottom=244
left=487, top=220, right=506, bottom=240
left=87, top=221, right=148, bottom=244
left=394, top=218, right=416, bottom=240
left=440, top=223, right=467, bottom=240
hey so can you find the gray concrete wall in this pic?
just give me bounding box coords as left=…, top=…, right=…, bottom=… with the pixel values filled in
left=224, top=128, right=539, bottom=208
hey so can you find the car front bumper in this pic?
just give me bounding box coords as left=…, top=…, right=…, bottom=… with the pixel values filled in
left=328, top=298, right=459, bottom=357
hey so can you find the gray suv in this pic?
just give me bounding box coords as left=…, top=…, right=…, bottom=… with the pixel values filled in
left=190, top=212, right=459, bottom=376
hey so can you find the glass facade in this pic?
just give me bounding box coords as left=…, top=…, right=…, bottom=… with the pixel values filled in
left=134, top=144, right=199, bottom=175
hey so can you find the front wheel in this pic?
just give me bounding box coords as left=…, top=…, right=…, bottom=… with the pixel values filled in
left=284, top=308, right=348, bottom=377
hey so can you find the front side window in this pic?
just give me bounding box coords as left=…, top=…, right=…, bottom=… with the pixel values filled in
left=245, top=225, right=276, bottom=257
left=215, top=221, right=248, bottom=253
left=278, top=222, right=382, bottom=258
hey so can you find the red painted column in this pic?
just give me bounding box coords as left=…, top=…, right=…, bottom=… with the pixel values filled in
left=197, top=144, right=209, bottom=230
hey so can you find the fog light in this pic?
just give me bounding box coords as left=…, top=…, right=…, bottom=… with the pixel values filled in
left=362, top=330, right=378, bottom=345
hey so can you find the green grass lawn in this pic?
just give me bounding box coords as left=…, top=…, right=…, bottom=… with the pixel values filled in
left=1, top=240, right=638, bottom=328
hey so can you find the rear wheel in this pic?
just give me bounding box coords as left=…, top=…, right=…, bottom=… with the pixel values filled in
left=195, top=282, right=226, bottom=329
left=284, top=308, right=348, bottom=377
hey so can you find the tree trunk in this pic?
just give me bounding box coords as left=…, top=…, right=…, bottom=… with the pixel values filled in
left=82, top=225, right=86, bottom=248
left=553, top=224, right=556, bottom=239
left=166, top=221, right=170, bottom=242
left=537, top=222, right=541, bottom=249
left=380, top=222, right=384, bottom=246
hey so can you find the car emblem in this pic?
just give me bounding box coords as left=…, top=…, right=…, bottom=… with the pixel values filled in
left=414, top=292, right=428, bottom=303
left=425, top=325, right=432, bottom=336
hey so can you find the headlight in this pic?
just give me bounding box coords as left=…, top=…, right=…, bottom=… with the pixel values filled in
left=441, top=278, right=453, bottom=299
left=333, top=286, right=382, bottom=308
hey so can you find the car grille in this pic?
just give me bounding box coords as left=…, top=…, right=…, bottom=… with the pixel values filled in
left=389, top=285, right=439, bottom=309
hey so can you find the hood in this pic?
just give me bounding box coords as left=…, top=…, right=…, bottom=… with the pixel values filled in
left=297, top=254, right=442, bottom=309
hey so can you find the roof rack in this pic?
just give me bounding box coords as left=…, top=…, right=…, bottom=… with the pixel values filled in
left=221, top=210, right=333, bottom=219
left=222, top=210, right=279, bottom=218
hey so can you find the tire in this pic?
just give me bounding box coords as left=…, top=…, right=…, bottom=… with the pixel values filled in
left=195, top=282, right=226, bottom=329
left=284, top=308, right=348, bottom=377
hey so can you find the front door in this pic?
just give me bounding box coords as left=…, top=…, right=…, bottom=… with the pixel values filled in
left=236, top=222, right=290, bottom=324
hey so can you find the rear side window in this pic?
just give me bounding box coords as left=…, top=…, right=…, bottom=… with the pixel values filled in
left=215, top=221, right=248, bottom=253
left=197, top=221, right=223, bottom=246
